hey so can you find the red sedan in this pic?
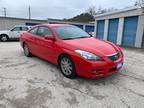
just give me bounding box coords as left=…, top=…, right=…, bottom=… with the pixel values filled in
left=20, top=24, right=124, bottom=79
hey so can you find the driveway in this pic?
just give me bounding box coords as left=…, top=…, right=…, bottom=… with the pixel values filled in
left=0, top=42, right=144, bottom=108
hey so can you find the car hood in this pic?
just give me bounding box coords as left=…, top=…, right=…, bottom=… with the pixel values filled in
left=62, top=37, right=119, bottom=56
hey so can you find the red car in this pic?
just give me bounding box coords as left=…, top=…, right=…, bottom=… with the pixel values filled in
left=20, top=24, right=124, bottom=79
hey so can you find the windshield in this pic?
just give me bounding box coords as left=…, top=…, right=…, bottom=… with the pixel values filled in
left=55, top=26, right=90, bottom=40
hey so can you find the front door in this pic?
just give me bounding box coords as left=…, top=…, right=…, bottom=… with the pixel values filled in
left=33, top=26, right=56, bottom=62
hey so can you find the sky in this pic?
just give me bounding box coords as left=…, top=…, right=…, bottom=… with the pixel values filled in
left=0, top=0, right=137, bottom=19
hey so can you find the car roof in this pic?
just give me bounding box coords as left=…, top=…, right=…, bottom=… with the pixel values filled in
left=39, top=24, right=72, bottom=28
left=14, top=25, right=31, bottom=28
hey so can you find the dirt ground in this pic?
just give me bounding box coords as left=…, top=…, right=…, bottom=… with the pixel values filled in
left=0, top=41, right=144, bottom=108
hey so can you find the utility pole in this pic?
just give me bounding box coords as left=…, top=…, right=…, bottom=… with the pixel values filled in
left=3, top=8, right=6, bottom=17
left=28, top=5, right=31, bottom=19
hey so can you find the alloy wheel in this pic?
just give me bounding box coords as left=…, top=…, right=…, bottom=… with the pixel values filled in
left=24, top=44, right=30, bottom=57
left=60, top=57, right=73, bottom=76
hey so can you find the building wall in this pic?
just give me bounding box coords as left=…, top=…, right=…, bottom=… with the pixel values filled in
left=135, top=15, right=144, bottom=47
left=95, top=8, right=143, bottom=20
left=95, top=14, right=144, bottom=48
left=0, top=17, right=95, bottom=34
left=0, top=17, right=47, bottom=30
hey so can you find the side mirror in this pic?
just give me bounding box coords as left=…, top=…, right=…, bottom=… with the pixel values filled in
left=44, top=35, right=55, bottom=41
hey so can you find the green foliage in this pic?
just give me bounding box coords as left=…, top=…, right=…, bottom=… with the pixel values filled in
left=67, top=13, right=94, bottom=22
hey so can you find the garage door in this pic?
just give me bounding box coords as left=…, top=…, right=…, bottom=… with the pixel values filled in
left=142, top=30, right=144, bottom=48
left=96, top=20, right=105, bottom=39
left=73, top=24, right=83, bottom=29
left=25, top=22, right=40, bottom=26
left=85, top=25, right=94, bottom=33
left=122, top=16, right=138, bottom=47
left=107, top=18, right=119, bottom=43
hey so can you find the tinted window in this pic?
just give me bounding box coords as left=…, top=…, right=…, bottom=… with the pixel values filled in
left=55, top=26, right=90, bottom=40
left=37, top=27, right=52, bottom=37
left=11, top=27, right=21, bottom=31
left=22, top=27, right=29, bottom=31
left=29, top=27, right=38, bottom=35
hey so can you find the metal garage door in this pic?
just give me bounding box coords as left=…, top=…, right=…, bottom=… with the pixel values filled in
left=96, top=20, right=105, bottom=39
left=122, top=16, right=138, bottom=47
left=85, top=25, right=94, bottom=33
left=73, top=24, right=83, bottom=29
left=142, top=30, right=144, bottom=48
left=107, top=18, right=119, bottom=43
left=25, top=22, right=40, bottom=26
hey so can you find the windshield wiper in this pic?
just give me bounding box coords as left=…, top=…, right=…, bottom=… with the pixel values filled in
left=62, top=38, right=75, bottom=40
left=62, top=36, right=90, bottom=40
left=77, top=36, right=90, bottom=39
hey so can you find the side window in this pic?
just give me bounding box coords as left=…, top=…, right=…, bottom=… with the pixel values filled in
left=22, top=27, right=29, bottom=31
left=37, top=27, right=52, bottom=37
left=29, top=27, right=38, bottom=35
left=11, top=27, right=21, bottom=31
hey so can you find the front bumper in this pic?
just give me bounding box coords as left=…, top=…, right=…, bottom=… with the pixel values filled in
left=71, top=52, right=124, bottom=78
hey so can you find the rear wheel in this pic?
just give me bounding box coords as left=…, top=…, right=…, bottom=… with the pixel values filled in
left=23, top=43, right=32, bottom=57
left=0, top=34, right=9, bottom=42
left=59, top=55, right=76, bottom=79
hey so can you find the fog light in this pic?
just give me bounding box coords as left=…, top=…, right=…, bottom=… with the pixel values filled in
left=91, top=69, right=103, bottom=74
left=91, top=70, right=98, bottom=74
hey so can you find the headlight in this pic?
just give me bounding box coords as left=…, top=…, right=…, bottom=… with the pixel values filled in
left=75, top=50, right=103, bottom=61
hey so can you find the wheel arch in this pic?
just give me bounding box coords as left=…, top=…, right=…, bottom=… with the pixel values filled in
left=57, top=53, right=71, bottom=65
left=22, top=41, right=26, bottom=48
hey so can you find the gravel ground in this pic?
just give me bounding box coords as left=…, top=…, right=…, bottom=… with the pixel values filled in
left=0, top=42, right=144, bottom=108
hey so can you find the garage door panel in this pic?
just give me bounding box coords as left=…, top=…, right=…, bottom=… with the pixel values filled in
left=96, top=20, right=105, bottom=39
left=108, top=18, right=119, bottom=43
left=122, top=16, right=138, bottom=46
left=85, top=25, right=94, bottom=33
left=142, top=31, right=144, bottom=48
left=73, top=24, right=83, bottom=29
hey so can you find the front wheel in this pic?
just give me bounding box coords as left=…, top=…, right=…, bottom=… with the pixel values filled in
left=59, top=55, right=77, bottom=79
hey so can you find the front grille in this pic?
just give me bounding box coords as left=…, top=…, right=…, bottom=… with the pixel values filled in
left=107, top=52, right=120, bottom=61
left=109, top=67, right=117, bottom=72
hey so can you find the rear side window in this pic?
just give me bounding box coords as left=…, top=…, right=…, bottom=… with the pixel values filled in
left=11, top=27, right=21, bottom=31
left=22, top=27, right=29, bottom=31
left=29, top=27, right=38, bottom=35
left=37, top=27, right=52, bottom=37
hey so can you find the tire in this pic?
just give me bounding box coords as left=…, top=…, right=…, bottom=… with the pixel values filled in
left=0, top=34, right=9, bottom=42
left=23, top=43, right=32, bottom=57
left=59, top=55, right=77, bottom=79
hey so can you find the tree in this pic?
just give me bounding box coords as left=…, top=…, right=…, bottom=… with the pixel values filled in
left=97, top=7, right=117, bottom=14
left=135, top=0, right=144, bottom=7
left=86, top=6, right=96, bottom=16
left=67, top=13, right=94, bottom=22
left=65, top=6, right=117, bottom=22
left=86, top=6, right=117, bottom=15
